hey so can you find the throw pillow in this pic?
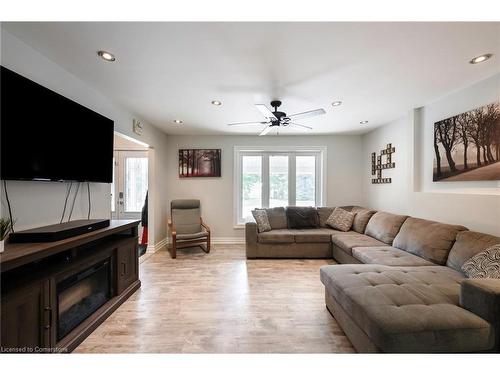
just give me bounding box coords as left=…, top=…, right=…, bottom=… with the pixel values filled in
left=286, top=206, right=319, bottom=229
left=252, top=209, right=272, bottom=233
left=461, top=244, right=500, bottom=279
left=326, top=207, right=356, bottom=232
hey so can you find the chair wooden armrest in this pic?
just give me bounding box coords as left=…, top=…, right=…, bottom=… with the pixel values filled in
left=168, top=218, right=177, bottom=258
left=200, top=217, right=211, bottom=233
left=168, top=219, right=176, bottom=236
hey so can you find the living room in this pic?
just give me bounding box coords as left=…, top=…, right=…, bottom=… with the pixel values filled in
left=1, top=1, right=499, bottom=373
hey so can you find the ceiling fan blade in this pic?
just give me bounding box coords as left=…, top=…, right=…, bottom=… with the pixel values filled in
left=228, top=121, right=269, bottom=126
left=255, top=104, right=278, bottom=121
left=259, top=126, right=274, bottom=136
left=290, top=122, right=313, bottom=130
left=288, top=108, right=326, bottom=121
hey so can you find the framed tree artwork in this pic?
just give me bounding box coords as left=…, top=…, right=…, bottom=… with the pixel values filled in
left=179, top=149, right=222, bottom=177
left=433, top=101, right=500, bottom=182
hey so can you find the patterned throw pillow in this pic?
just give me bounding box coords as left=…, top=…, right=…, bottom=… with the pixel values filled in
left=252, top=209, right=272, bottom=233
left=461, top=244, right=500, bottom=279
left=326, top=207, right=356, bottom=232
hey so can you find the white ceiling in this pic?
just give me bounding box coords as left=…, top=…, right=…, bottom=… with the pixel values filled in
left=3, top=22, right=499, bottom=135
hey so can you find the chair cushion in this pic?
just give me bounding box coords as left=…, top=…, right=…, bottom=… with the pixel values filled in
left=171, top=207, right=201, bottom=234
left=326, top=207, right=356, bottom=232
left=291, top=228, right=340, bottom=243
left=320, top=264, right=493, bottom=353
left=317, top=207, right=335, bottom=228
left=393, top=217, right=467, bottom=265
left=351, top=207, right=377, bottom=234
left=365, top=211, right=408, bottom=245
left=447, top=231, right=500, bottom=272
left=171, top=199, right=200, bottom=209
left=176, top=230, right=209, bottom=240
left=352, top=246, right=435, bottom=267
left=265, top=207, right=288, bottom=230
left=286, top=206, right=319, bottom=229
left=258, top=229, right=295, bottom=243
left=331, top=232, right=387, bottom=255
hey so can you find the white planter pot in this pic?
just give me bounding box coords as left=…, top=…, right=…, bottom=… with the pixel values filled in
left=0, top=239, right=4, bottom=253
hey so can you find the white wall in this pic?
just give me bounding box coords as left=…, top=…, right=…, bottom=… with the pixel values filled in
left=165, top=134, right=364, bottom=239
left=363, top=74, right=500, bottom=236
left=0, top=29, right=170, bottom=247
left=362, top=116, right=409, bottom=214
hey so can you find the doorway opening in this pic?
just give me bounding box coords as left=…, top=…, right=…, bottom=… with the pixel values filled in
left=112, top=133, right=150, bottom=256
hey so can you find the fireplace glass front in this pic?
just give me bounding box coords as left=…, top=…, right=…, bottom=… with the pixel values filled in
left=57, top=259, right=112, bottom=341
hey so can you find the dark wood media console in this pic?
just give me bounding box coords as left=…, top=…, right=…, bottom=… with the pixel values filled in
left=0, top=220, right=141, bottom=353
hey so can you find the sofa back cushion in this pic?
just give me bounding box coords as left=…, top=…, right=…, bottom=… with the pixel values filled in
left=392, top=217, right=467, bottom=265
left=317, top=207, right=335, bottom=228
left=351, top=206, right=377, bottom=234
left=447, top=231, right=500, bottom=272
left=364, top=211, right=408, bottom=245
left=265, top=207, right=288, bottom=230
left=286, top=206, right=319, bottom=229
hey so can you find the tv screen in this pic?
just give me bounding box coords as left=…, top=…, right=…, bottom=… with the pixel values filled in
left=1, top=66, right=114, bottom=183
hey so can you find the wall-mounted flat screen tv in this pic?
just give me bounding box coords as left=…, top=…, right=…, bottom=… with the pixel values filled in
left=1, top=66, right=114, bottom=183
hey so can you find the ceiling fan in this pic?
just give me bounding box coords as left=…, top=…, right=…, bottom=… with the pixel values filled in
left=228, top=100, right=326, bottom=136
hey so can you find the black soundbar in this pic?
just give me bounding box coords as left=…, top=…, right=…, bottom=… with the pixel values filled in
left=9, top=219, right=111, bottom=243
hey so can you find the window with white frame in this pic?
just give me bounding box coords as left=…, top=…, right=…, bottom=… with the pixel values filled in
left=234, top=147, right=326, bottom=225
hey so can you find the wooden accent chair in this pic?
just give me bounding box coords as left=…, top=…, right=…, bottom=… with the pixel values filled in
left=168, top=199, right=210, bottom=259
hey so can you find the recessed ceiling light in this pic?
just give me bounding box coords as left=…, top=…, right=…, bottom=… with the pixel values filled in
left=469, top=53, right=493, bottom=64
left=97, top=50, right=116, bottom=62
left=331, top=101, right=342, bottom=107
left=211, top=100, right=222, bottom=106
left=360, top=120, right=369, bottom=125
left=173, top=119, right=183, bottom=124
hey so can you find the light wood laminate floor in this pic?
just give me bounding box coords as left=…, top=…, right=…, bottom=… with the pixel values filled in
left=75, top=245, right=355, bottom=353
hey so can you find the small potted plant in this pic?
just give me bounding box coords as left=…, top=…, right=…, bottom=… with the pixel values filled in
left=1, top=218, right=14, bottom=253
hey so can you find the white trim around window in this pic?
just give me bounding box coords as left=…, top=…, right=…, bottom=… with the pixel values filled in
left=233, top=145, right=327, bottom=227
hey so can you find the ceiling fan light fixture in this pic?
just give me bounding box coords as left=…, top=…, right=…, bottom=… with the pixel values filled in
left=211, top=100, right=222, bottom=106
left=331, top=101, right=342, bottom=107
left=469, top=54, right=493, bottom=64
left=360, top=120, right=369, bottom=125
left=173, top=119, right=183, bottom=124
left=97, top=50, right=116, bottom=62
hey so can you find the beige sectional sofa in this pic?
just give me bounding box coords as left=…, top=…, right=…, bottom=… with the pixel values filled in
left=245, top=206, right=500, bottom=353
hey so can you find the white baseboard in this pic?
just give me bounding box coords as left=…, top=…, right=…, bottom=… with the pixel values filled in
left=147, top=237, right=168, bottom=253
left=212, top=237, right=245, bottom=244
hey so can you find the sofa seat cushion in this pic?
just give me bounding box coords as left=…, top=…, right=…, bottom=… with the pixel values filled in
left=365, top=211, right=408, bottom=245
left=258, top=229, right=295, bottom=243
left=352, top=246, right=435, bottom=267
left=331, top=232, right=386, bottom=255
left=290, top=228, right=340, bottom=243
left=320, top=264, right=494, bottom=352
left=393, top=217, right=467, bottom=265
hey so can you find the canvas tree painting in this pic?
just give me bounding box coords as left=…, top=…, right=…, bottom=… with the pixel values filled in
left=433, top=101, right=500, bottom=182
left=179, top=149, right=221, bottom=177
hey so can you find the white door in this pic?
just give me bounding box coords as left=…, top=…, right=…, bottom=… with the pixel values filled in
left=111, top=151, right=149, bottom=220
